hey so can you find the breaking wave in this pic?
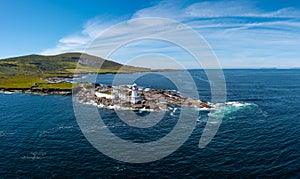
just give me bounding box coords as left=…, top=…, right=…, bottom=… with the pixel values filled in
left=205, top=101, right=257, bottom=122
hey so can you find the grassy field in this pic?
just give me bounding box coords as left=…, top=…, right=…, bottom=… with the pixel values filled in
left=33, top=82, right=73, bottom=90
left=0, top=75, right=44, bottom=88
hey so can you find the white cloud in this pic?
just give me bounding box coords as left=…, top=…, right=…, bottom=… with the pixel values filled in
left=41, top=16, right=119, bottom=55
left=42, top=34, right=90, bottom=55
left=59, top=35, right=90, bottom=45
left=185, top=1, right=300, bottom=18
left=41, top=0, right=300, bottom=68
left=132, top=0, right=185, bottom=19
left=133, top=0, right=300, bottom=19
left=185, top=1, right=256, bottom=18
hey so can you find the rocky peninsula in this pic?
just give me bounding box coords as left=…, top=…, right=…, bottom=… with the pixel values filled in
left=76, top=84, right=212, bottom=111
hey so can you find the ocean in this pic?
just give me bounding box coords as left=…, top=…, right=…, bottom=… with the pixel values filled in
left=0, top=69, right=299, bottom=177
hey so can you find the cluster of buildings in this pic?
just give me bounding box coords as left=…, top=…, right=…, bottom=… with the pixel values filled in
left=96, top=83, right=145, bottom=104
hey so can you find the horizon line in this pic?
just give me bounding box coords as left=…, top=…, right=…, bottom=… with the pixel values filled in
left=1, top=52, right=300, bottom=70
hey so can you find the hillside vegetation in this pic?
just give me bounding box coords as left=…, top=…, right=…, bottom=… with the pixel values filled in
left=0, top=52, right=151, bottom=89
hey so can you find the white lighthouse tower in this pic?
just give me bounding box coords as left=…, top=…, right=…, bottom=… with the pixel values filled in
left=131, top=83, right=139, bottom=104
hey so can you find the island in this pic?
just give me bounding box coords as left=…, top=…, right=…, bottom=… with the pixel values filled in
left=76, top=83, right=212, bottom=111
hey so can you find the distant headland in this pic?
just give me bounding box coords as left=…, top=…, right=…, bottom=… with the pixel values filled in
left=0, top=52, right=176, bottom=95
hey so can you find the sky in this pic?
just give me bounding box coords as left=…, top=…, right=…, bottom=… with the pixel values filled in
left=1, top=0, right=300, bottom=68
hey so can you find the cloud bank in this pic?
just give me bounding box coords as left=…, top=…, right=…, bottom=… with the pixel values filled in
left=41, top=0, right=300, bottom=68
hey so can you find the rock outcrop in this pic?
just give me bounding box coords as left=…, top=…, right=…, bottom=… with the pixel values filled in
left=76, top=85, right=212, bottom=111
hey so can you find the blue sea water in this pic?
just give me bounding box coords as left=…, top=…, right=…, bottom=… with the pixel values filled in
left=0, top=69, right=299, bottom=177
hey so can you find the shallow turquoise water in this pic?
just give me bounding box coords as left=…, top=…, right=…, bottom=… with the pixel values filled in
left=0, top=69, right=299, bottom=177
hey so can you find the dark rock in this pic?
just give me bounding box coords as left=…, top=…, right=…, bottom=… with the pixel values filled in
left=133, top=104, right=144, bottom=109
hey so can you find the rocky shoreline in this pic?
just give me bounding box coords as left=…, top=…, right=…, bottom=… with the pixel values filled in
left=1, top=83, right=213, bottom=112
left=76, top=84, right=212, bottom=111
left=0, top=88, right=72, bottom=95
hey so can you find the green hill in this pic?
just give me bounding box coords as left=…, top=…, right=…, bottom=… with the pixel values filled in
left=0, top=52, right=151, bottom=75
left=0, top=52, right=151, bottom=89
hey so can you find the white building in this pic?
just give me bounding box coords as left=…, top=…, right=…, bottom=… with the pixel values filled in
left=131, top=83, right=144, bottom=104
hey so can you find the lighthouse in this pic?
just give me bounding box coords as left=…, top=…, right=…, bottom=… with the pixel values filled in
left=131, top=83, right=139, bottom=104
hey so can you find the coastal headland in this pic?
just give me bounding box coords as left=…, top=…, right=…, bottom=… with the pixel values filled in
left=0, top=52, right=174, bottom=95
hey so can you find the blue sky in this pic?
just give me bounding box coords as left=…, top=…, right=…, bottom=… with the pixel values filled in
left=1, top=0, right=300, bottom=68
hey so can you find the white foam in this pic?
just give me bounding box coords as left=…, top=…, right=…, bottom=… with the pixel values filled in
left=209, top=101, right=254, bottom=109
left=0, top=131, right=15, bottom=137
left=3, top=91, right=13, bottom=94
left=205, top=101, right=257, bottom=121
left=196, top=116, right=201, bottom=123
left=0, top=91, right=15, bottom=95
left=195, top=107, right=213, bottom=111
left=225, top=101, right=252, bottom=107
left=168, top=89, right=180, bottom=94
left=58, top=125, right=74, bottom=129
left=173, top=108, right=178, bottom=113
